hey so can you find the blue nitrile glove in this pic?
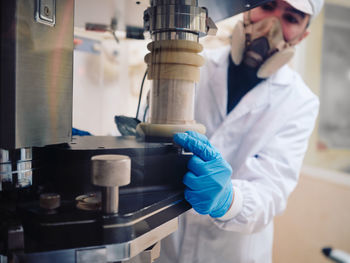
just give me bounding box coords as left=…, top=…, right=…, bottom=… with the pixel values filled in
left=174, top=131, right=233, bottom=218
left=72, top=128, right=92, bottom=136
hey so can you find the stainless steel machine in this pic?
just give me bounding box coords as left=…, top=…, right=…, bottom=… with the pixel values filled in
left=0, top=0, right=271, bottom=262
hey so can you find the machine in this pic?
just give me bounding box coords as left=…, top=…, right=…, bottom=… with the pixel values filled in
left=0, top=0, right=271, bottom=262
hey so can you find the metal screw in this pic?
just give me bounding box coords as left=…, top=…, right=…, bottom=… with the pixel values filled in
left=44, top=6, right=50, bottom=16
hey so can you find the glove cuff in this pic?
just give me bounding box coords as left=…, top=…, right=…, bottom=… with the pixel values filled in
left=210, top=181, right=234, bottom=218
left=217, top=185, right=243, bottom=221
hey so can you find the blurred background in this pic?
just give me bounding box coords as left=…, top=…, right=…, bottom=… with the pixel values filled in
left=273, top=0, right=350, bottom=261
left=72, top=0, right=350, bottom=261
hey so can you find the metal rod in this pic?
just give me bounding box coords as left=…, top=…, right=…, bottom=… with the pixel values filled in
left=102, top=187, right=119, bottom=214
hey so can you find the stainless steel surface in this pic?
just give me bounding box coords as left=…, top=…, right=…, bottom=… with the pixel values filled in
left=106, top=218, right=178, bottom=262
left=74, top=0, right=272, bottom=33
left=0, top=149, right=9, bottom=163
left=0, top=149, right=11, bottom=191
left=102, top=187, right=119, bottom=214
left=206, top=16, right=218, bottom=36
left=19, top=147, right=32, bottom=160
left=0, top=0, right=74, bottom=149
left=144, top=0, right=211, bottom=41
left=40, top=219, right=97, bottom=227
left=152, top=0, right=198, bottom=5
left=153, top=31, right=198, bottom=41
left=145, top=5, right=207, bottom=37
left=15, top=218, right=178, bottom=263
left=0, top=147, right=33, bottom=191
left=76, top=247, right=107, bottom=263
left=144, top=0, right=274, bottom=38
left=123, top=242, right=161, bottom=263
left=92, top=155, right=131, bottom=214
left=103, top=202, right=178, bottom=229
left=35, top=0, right=56, bottom=26
left=199, top=0, right=274, bottom=22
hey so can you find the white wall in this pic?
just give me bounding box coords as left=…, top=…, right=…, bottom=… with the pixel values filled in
left=72, top=32, right=150, bottom=135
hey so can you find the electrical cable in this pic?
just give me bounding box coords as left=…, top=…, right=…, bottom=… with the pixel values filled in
left=136, top=69, right=148, bottom=120
left=111, top=30, right=120, bottom=43
left=143, top=104, right=149, bottom=122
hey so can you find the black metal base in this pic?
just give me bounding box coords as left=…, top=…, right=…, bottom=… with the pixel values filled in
left=1, top=136, right=191, bottom=261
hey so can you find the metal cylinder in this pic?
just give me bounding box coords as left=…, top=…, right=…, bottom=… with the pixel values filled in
left=102, top=187, right=119, bottom=214
left=145, top=0, right=207, bottom=41
left=91, top=155, right=131, bottom=214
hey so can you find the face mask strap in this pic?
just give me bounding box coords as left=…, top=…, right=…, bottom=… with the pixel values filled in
left=243, top=11, right=251, bottom=27
left=243, top=11, right=253, bottom=46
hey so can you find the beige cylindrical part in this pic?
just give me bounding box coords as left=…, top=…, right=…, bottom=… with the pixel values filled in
left=144, top=51, right=205, bottom=66
left=138, top=39, right=206, bottom=138
left=91, top=155, right=131, bottom=214
left=149, top=79, right=195, bottom=125
left=147, top=40, right=203, bottom=53
left=148, top=64, right=200, bottom=82
left=91, top=155, right=131, bottom=187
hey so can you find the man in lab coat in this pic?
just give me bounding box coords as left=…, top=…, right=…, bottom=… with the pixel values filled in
left=157, top=0, right=325, bottom=262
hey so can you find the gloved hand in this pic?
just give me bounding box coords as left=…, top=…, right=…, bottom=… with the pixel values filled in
left=174, top=131, right=233, bottom=218
left=72, top=127, right=92, bottom=136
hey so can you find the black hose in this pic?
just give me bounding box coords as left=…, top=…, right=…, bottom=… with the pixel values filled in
left=136, top=69, right=148, bottom=120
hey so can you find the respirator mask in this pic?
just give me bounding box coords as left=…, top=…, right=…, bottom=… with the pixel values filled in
left=231, top=13, right=298, bottom=78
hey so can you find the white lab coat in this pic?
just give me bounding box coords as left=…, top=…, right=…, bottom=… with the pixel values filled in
left=156, top=46, right=319, bottom=263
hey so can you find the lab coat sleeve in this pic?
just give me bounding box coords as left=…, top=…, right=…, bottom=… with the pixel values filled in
left=212, top=94, right=319, bottom=234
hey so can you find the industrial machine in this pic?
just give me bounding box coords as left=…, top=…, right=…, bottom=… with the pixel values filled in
left=0, top=0, right=271, bottom=262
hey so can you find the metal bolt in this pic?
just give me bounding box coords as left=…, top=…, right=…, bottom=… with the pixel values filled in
left=44, top=6, right=50, bottom=16
left=91, top=155, right=131, bottom=214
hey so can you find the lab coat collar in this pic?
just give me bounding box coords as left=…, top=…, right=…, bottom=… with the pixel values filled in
left=224, top=77, right=270, bottom=126
left=267, top=64, right=294, bottom=86
left=208, top=46, right=269, bottom=123
left=208, top=48, right=230, bottom=121
left=210, top=45, right=231, bottom=66
left=207, top=45, right=295, bottom=130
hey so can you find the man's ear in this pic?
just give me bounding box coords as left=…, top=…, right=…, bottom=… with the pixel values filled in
left=292, top=30, right=310, bottom=46
left=299, top=30, right=310, bottom=42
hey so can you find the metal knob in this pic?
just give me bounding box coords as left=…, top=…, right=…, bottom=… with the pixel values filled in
left=91, top=155, right=131, bottom=214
